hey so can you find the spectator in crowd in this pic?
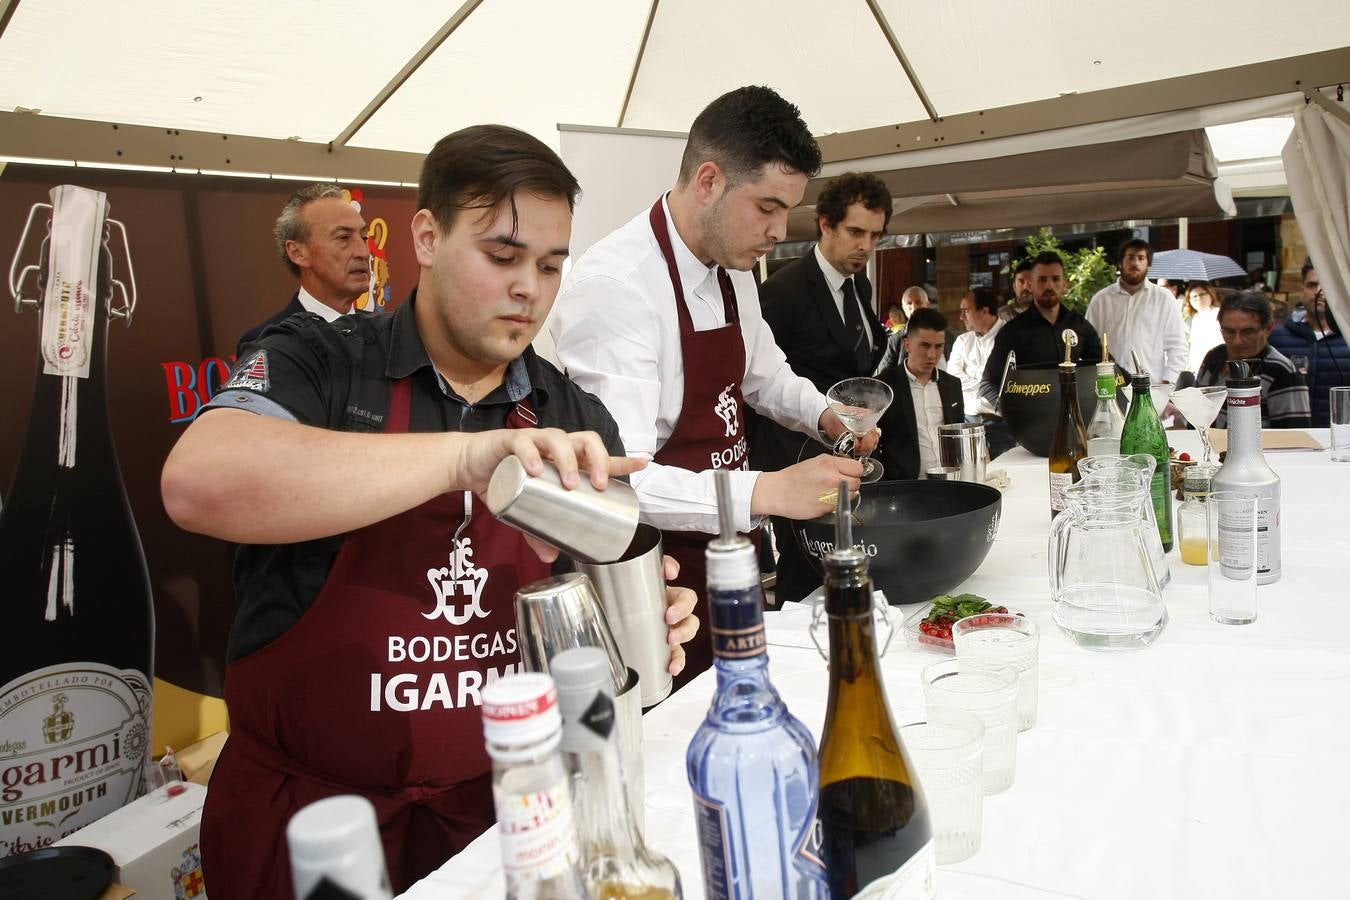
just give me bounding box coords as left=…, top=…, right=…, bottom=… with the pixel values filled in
left=999, top=258, right=1035, bottom=322
left=756, top=171, right=892, bottom=603
left=237, top=183, right=371, bottom=355
left=999, top=259, right=1036, bottom=322
left=947, top=287, right=1014, bottom=457
left=1157, top=278, right=1184, bottom=300
left=1185, top=282, right=1223, bottom=375
left=874, top=307, right=965, bottom=480
left=1085, top=238, right=1187, bottom=381
left=1197, top=291, right=1311, bottom=428
left=876, top=285, right=957, bottom=372
left=979, top=251, right=1102, bottom=410
left=885, top=303, right=904, bottom=334
left=1267, top=261, right=1350, bottom=427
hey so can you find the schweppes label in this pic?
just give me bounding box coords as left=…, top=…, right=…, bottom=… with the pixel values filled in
left=1003, top=382, right=1052, bottom=397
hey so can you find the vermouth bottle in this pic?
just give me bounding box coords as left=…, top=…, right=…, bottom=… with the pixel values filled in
left=0, top=186, right=154, bottom=858
left=686, top=471, right=827, bottom=899
left=817, top=487, right=935, bottom=899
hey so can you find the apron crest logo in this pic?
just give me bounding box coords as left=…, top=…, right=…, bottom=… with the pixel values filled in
left=425, top=537, right=491, bottom=625
left=714, top=384, right=738, bottom=437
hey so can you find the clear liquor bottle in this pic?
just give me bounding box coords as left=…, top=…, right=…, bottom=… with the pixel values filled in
left=686, top=472, right=827, bottom=900
left=1049, top=336, right=1088, bottom=518
left=482, top=673, right=590, bottom=900
left=553, top=647, right=681, bottom=900
left=1086, top=333, right=1124, bottom=456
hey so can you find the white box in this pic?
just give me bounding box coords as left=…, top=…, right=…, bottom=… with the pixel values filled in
left=56, top=782, right=207, bottom=900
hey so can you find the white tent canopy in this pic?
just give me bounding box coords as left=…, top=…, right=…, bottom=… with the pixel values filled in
left=2, top=0, right=1347, bottom=173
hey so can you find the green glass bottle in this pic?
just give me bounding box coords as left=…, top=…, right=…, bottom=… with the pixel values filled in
left=1119, top=374, right=1174, bottom=552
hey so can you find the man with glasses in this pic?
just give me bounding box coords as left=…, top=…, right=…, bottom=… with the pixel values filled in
left=1268, top=260, right=1350, bottom=427
left=1197, top=291, right=1311, bottom=428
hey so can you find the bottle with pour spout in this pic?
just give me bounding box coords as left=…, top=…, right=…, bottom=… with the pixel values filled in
left=1209, top=360, right=1281, bottom=583
left=1086, top=332, right=1125, bottom=456
left=1048, top=330, right=1088, bottom=518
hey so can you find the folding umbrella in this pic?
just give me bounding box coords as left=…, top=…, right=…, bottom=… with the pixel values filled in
left=1147, top=249, right=1248, bottom=281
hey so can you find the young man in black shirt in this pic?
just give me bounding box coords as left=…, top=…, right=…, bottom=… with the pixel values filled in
left=979, top=250, right=1103, bottom=409
left=162, top=125, right=698, bottom=899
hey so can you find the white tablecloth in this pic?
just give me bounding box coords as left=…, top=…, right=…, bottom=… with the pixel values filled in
left=402, top=431, right=1350, bottom=900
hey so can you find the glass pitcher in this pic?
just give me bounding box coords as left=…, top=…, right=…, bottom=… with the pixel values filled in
left=1077, top=454, right=1171, bottom=587
left=1049, top=479, right=1167, bottom=650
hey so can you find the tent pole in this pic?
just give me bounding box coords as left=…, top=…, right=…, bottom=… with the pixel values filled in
left=618, top=0, right=661, bottom=128
left=1179, top=217, right=1189, bottom=249
left=332, top=0, right=486, bottom=147
left=863, top=0, right=938, bottom=123
left=0, top=0, right=21, bottom=41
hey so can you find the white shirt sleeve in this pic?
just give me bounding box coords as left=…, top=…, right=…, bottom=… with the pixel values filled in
left=1158, top=290, right=1189, bottom=383
left=553, top=272, right=764, bottom=534
left=732, top=273, right=830, bottom=437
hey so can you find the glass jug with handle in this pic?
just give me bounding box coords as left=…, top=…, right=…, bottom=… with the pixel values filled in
left=1049, top=479, right=1167, bottom=650
left=1077, top=454, right=1170, bottom=587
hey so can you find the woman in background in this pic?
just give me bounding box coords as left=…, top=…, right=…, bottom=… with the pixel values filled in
left=1185, top=282, right=1223, bottom=374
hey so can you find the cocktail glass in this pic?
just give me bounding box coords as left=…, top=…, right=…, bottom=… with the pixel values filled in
left=1171, top=386, right=1229, bottom=465
left=826, top=377, right=893, bottom=483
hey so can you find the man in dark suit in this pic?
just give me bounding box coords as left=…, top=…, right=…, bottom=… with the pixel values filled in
left=236, top=183, right=372, bottom=355
left=755, top=172, right=891, bottom=602
left=875, top=307, right=966, bottom=479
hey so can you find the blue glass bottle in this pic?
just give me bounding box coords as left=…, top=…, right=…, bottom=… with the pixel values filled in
left=686, top=472, right=828, bottom=900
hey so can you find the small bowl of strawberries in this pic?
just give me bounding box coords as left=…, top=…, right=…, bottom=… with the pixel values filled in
left=903, top=592, right=1021, bottom=654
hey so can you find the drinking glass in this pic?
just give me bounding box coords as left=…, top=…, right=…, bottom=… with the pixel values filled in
left=826, top=377, right=893, bottom=483
left=1331, top=387, right=1350, bottom=463
left=1170, top=385, right=1229, bottom=466
left=894, top=705, right=985, bottom=864
left=1207, top=491, right=1259, bottom=625
left=952, top=613, right=1039, bottom=731
left=920, top=658, right=1018, bottom=794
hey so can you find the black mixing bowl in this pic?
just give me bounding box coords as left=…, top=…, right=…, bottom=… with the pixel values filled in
left=793, top=479, right=1002, bottom=606
left=1000, top=363, right=1128, bottom=457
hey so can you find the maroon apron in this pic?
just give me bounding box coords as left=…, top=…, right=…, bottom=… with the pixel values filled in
left=201, top=378, right=550, bottom=899
left=647, top=200, right=758, bottom=690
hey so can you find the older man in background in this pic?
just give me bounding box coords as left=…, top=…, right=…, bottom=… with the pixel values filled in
left=1197, top=291, right=1310, bottom=428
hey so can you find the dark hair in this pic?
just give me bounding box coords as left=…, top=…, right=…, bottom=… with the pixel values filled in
left=274, top=183, right=346, bottom=277
left=1302, top=258, right=1317, bottom=282
left=815, top=172, right=892, bottom=232
left=1118, top=238, right=1153, bottom=265
left=905, top=306, right=948, bottom=336
left=1031, top=250, right=1066, bottom=270
left=1219, top=290, right=1273, bottom=328
left=417, top=125, right=580, bottom=236
left=1014, top=258, right=1036, bottom=276
left=678, top=86, right=822, bottom=188
left=1184, top=282, right=1219, bottom=315
left=969, top=287, right=1000, bottom=316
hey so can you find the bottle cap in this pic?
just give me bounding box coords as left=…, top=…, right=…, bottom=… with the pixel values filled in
left=707, top=469, right=757, bottom=589
left=481, top=673, right=561, bottom=754
left=286, top=795, right=391, bottom=900
left=1183, top=463, right=1214, bottom=495
left=552, top=647, right=617, bottom=752
left=1225, top=359, right=1260, bottom=389
left=1130, top=373, right=1151, bottom=391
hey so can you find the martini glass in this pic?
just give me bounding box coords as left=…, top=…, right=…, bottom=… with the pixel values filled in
left=826, top=377, right=893, bottom=483
left=1170, top=385, right=1229, bottom=465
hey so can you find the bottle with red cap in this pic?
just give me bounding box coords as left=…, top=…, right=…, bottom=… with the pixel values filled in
left=482, top=672, right=590, bottom=900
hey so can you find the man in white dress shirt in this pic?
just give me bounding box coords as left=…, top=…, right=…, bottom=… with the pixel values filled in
left=551, top=86, right=867, bottom=683
left=1085, top=238, right=1188, bottom=381
left=946, top=286, right=1016, bottom=458
left=236, top=184, right=372, bottom=355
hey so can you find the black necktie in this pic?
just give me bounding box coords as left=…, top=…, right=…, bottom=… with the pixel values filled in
left=842, top=278, right=871, bottom=373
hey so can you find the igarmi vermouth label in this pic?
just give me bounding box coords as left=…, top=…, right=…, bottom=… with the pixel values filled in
left=0, top=661, right=151, bottom=856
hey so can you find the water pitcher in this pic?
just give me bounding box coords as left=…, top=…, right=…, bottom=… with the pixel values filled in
left=1049, top=480, right=1167, bottom=650
left=1077, top=454, right=1171, bottom=587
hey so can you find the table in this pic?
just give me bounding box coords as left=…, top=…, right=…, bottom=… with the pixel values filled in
left=403, top=431, right=1350, bottom=900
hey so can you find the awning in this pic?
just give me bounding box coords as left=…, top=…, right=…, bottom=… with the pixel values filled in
left=788, top=130, right=1234, bottom=239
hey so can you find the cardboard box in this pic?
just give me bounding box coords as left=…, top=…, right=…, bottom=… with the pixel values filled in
left=56, top=782, right=208, bottom=900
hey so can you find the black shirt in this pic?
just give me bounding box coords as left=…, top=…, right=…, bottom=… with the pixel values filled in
left=979, top=305, right=1103, bottom=407
left=204, top=293, right=624, bottom=662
